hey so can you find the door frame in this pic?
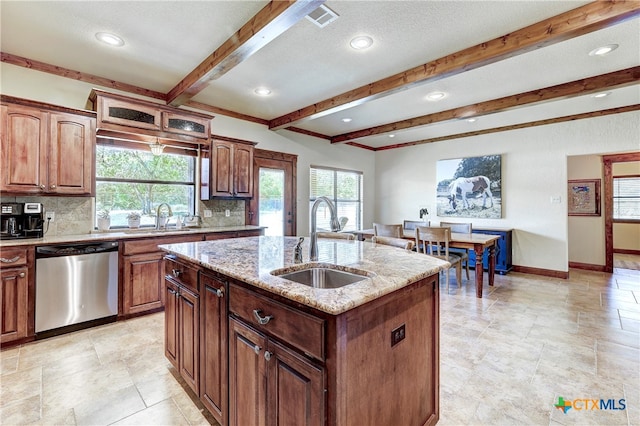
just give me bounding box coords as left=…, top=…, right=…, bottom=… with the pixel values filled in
left=247, top=149, right=297, bottom=236
left=603, top=151, right=640, bottom=273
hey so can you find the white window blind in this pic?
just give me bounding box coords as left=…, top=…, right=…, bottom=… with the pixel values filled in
left=613, top=176, right=640, bottom=221
left=310, top=166, right=363, bottom=231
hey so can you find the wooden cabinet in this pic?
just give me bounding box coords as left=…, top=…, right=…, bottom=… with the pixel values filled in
left=200, top=272, right=228, bottom=426
left=228, top=283, right=325, bottom=426
left=204, top=229, right=264, bottom=241
left=467, top=227, right=513, bottom=274
left=205, top=139, right=255, bottom=199
left=121, top=234, right=202, bottom=316
left=229, top=318, right=324, bottom=426
left=0, top=247, right=34, bottom=345
left=0, top=102, right=95, bottom=196
left=165, top=256, right=200, bottom=395
left=90, top=90, right=212, bottom=142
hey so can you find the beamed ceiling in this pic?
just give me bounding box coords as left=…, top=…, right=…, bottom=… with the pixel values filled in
left=1, top=1, right=639, bottom=150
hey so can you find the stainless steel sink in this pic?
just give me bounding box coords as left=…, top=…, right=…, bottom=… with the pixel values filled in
left=271, top=264, right=372, bottom=289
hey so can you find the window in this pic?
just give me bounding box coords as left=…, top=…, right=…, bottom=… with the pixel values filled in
left=95, top=145, right=196, bottom=228
left=613, top=175, right=640, bottom=222
left=310, top=166, right=363, bottom=232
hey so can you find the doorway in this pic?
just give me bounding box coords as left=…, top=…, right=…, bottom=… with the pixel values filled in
left=246, top=149, right=297, bottom=236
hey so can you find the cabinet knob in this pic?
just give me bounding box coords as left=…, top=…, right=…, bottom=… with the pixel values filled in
left=253, top=345, right=261, bottom=355
left=215, top=287, right=224, bottom=298
left=0, top=256, right=20, bottom=263
left=50, top=184, right=57, bottom=190
left=18, top=272, right=25, bottom=278
left=40, top=184, right=46, bottom=190
left=264, top=351, right=272, bottom=361
left=253, top=309, right=273, bottom=325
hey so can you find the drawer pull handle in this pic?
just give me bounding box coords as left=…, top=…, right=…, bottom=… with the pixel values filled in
left=172, top=269, right=182, bottom=277
left=253, top=309, right=273, bottom=325
left=215, top=287, right=224, bottom=298
left=254, top=345, right=261, bottom=355
left=264, top=351, right=272, bottom=361
left=0, top=256, right=20, bottom=263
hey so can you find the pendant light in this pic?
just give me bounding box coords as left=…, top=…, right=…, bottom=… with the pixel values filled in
left=150, top=139, right=165, bottom=155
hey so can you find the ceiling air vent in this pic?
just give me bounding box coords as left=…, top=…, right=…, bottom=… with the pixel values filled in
left=306, top=4, right=339, bottom=28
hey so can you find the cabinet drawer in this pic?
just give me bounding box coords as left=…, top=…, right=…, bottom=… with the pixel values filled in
left=122, top=234, right=203, bottom=255
left=165, top=257, right=199, bottom=294
left=229, top=283, right=325, bottom=361
left=0, top=248, right=29, bottom=268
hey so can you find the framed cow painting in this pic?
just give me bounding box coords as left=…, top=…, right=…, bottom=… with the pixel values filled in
left=437, top=155, right=502, bottom=218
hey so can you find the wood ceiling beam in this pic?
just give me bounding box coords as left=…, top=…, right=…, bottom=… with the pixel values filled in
left=166, top=0, right=326, bottom=107
left=331, top=67, right=640, bottom=143
left=185, top=100, right=269, bottom=125
left=374, top=104, right=640, bottom=151
left=0, top=52, right=166, bottom=100
left=268, top=1, right=640, bottom=130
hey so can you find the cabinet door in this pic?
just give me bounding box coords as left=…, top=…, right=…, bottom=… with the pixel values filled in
left=266, top=340, right=325, bottom=426
left=98, top=96, right=161, bottom=131
left=229, top=318, right=267, bottom=426
left=0, top=267, right=29, bottom=343
left=122, top=252, right=165, bottom=315
left=164, top=279, right=179, bottom=369
left=233, top=143, right=254, bottom=198
left=49, top=112, right=95, bottom=195
left=211, top=141, right=234, bottom=196
left=162, top=112, right=210, bottom=139
left=179, top=286, right=200, bottom=395
left=0, top=104, right=47, bottom=193
left=200, top=274, right=228, bottom=425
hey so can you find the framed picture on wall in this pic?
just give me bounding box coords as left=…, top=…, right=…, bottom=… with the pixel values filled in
left=568, top=179, right=601, bottom=216
left=436, top=155, right=502, bottom=218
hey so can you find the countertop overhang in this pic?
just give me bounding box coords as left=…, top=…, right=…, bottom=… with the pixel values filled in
left=159, top=236, right=450, bottom=315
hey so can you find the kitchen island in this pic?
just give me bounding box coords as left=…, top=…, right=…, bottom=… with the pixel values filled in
left=159, top=236, right=449, bottom=426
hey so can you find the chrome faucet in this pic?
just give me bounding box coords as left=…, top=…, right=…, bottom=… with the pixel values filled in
left=309, top=196, right=341, bottom=261
left=155, top=203, right=173, bottom=229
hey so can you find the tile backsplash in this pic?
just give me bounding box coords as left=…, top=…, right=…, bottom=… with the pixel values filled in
left=0, top=195, right=246, bottom=237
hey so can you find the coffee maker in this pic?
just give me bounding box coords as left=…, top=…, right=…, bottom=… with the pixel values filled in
left=1, top=202, right=45, bottom=240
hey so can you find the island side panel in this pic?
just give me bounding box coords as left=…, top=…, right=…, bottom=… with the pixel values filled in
left=329, top=274, right=439, bottom=426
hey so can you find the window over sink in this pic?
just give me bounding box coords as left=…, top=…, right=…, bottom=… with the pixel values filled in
left=95, top=145, right=196, bottom=229
left=310, top=166, right=363, bottom=232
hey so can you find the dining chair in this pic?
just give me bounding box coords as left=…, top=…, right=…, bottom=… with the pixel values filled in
left=439, top=221, right=472, bottom=280
left=316, top=231, right=356, bottom=240
left=373, top=223, right=403, bottom=238
left=371, top=235, right=415, bottom=250
left=403, top=220, right=430, bottom=231
left=414, top=226, right=463, bottom=290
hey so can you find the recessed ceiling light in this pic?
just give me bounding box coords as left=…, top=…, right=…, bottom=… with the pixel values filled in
left=467, top=118, right=477, bottom=123
left=254, top=87, right=271, bottom=96
left=341, top=117, right=352, bottom=123
left=425, top=91, right=447, bottom=101
left=388, top=134, right=395, bottom=138
left=592, top=92, right=611, bottom=98
left=95, top=32, right=124, bottom=47
left=350, top=36, right=373, bottom=50
left=588, top=44, right=619, bottom=56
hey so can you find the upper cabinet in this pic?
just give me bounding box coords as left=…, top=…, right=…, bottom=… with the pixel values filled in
left=88, top=90, right=213, bottom=144
left=201, top=137, right=255, bottom=199
left=0, top=97, right=95, bottom=196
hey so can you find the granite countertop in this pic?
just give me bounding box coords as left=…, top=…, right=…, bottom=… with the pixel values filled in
left=0, top=225, right=265, bottom=248
left=159, top=236, right=450, bottom=315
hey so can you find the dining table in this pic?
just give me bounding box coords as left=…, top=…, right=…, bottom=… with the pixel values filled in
left=352, top=228, right=500, bottom=298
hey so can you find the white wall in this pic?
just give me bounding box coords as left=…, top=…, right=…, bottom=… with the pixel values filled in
left=0, top=63, right=376, bottom=238
left=567, top=155, right=605, bottom=265
left=374, top=114, right=640, bottom=273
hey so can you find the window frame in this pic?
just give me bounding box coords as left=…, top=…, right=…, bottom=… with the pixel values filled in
left=612, top=174, right=640, bottom=223
left=309, top=165, right=363, bottom=231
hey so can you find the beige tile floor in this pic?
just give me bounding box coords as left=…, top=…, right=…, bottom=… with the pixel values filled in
left=1, top=264, right=638, bottom=425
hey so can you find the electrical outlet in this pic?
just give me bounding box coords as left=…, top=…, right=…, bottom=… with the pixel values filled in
left=46, top=211, right=55, bottom=222
left=391, top=324, right=405, bottom=347
left=204, top=209, right=212, bottom=218
left=225, top=209, right=230, bottom=217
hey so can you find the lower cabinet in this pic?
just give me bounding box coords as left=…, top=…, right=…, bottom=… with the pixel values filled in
left=229, top=317, right=325, bottom=426
left=123, top=252, right=165, bottom=315
left=165, top=269, right=200, bottom=395
left=200, top=272, right=228, bottom=426
left=0, top=247, right=34, bottom=345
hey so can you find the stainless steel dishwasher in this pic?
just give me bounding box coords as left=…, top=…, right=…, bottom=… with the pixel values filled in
left=35, top=241, right=119, bottom=335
